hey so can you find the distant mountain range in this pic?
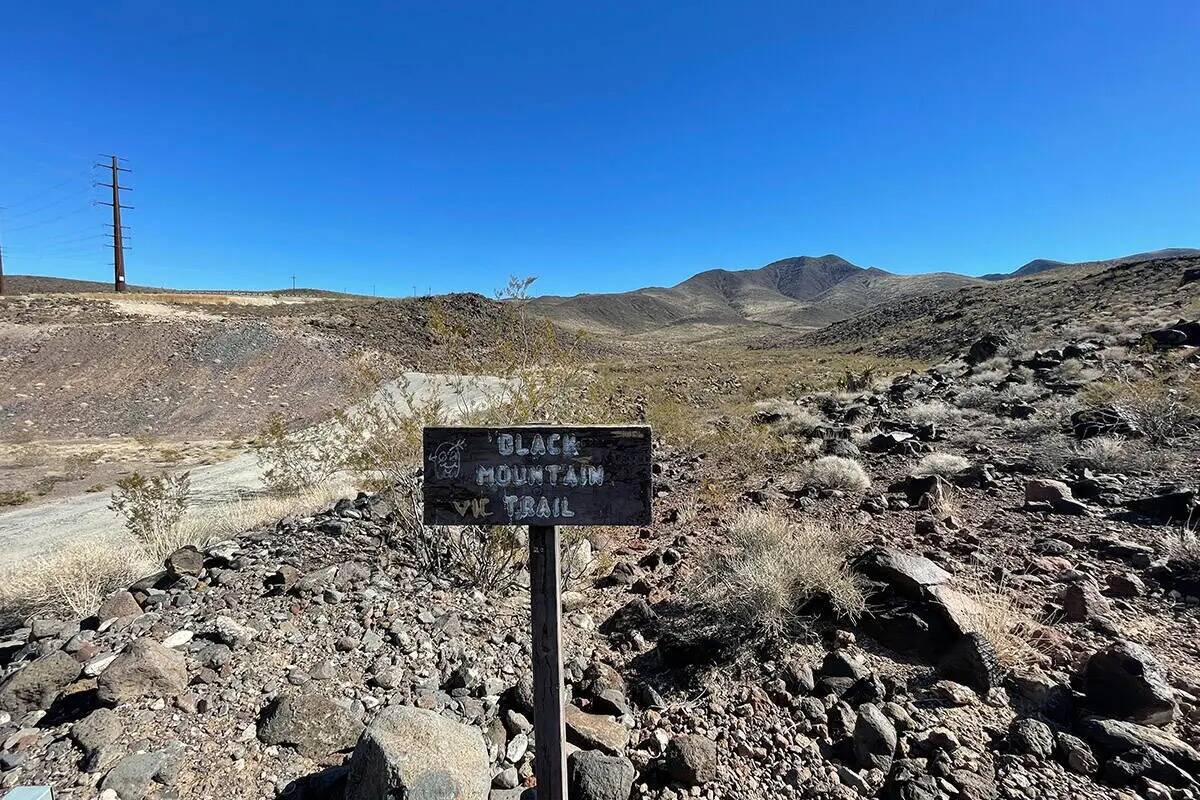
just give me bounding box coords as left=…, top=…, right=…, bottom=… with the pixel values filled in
left=979, top=248, right=1200, bottom=281
left=531, top=249, right=1199, bottom=340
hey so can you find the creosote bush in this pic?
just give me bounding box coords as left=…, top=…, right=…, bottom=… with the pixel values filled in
left=109, top=471, right=192, bottom=562
left=683, top=508, right=866, bottom=645
left=800, top=456, right=871, bottom=492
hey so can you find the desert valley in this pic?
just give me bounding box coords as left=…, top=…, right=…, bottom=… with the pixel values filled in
left=0, top=248, right=1198, bottom=800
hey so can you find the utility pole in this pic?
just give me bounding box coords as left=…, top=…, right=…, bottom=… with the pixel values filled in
left=291, top=275, right=296, bottom=291
left=96, top=155, right=132, bottom=292
left=0, top=237, right=5, bottom=297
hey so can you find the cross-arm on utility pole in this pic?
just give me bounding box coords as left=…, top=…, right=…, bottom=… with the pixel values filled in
left=96, top=155, right=133, bottom=292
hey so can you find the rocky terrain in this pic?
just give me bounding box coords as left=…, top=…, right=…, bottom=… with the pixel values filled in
left=2, top=267, right=1200, bottom=800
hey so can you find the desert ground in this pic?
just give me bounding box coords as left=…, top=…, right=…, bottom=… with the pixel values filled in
left=1, top=252, right=1199, bottom=800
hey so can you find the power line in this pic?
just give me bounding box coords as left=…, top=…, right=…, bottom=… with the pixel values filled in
left=4, top=203, right=96, bottom=232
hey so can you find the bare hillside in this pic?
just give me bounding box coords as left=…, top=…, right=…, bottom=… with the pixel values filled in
left=531, top=255, right=983, bottom=339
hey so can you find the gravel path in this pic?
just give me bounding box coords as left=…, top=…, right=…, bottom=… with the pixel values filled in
left=0, top=372, right=507, bottom=559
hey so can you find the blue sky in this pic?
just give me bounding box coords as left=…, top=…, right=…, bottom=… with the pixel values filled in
left=2, top=2, right=1197, bottom=297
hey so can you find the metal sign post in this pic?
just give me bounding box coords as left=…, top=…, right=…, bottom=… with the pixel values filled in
left=422, top=425, right=652, bottom=800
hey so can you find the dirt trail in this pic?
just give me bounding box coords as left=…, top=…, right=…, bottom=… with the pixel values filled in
left=0, top=372, right=508, bottom=559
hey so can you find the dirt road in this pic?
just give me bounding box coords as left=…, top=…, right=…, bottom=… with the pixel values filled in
left=0, top=373, right=508, bottom=559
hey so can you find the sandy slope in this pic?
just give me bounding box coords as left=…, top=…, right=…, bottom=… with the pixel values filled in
left=0, top=372, right=508, bottom=559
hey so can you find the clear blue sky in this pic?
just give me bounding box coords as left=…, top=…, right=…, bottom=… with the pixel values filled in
left=2, top=2, right=1197, bottom=296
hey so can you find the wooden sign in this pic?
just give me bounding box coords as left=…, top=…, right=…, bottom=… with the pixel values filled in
left=422, top=424, right=652, bottom=800
left=422, top=425, right=652, bottom=527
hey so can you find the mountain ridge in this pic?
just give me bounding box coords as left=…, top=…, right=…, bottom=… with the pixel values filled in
left=531, top=248, right=1199, bottom=341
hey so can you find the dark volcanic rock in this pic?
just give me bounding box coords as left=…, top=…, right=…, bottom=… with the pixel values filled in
left=853, top=702, right=897, bottom=772
left=663, top=734, right=718, bottom=785
left=1126, top=489, right=1197, bottom=522
left=938, top=632, right=1001, bottom=693
left=0, top=650, right=80, bottom=714
left=855, top=547, right=950, bottom=599
left=568, top=750, right=636, bottom=800
left=1082, top=641, right=1177, bottom=726
left=257, top=690, right=365, bottom=758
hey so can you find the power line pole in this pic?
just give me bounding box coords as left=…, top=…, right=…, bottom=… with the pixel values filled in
left=96, top=155, right=132, bottom=292
left=0, top=207, right=5, bottom=296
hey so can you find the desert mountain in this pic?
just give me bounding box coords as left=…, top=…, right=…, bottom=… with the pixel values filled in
left=980, top=248, right=1200, bottom=281
left=531, top=254, right=982, bottom=340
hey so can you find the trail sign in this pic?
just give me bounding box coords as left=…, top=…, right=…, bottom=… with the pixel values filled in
left=422, top=424, right=652, bottom=800
left=422, top=425, right=652, bottom=526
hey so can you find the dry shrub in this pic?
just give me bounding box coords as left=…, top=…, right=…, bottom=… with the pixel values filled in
left=1079, top=372, right=1200, bottom=445
left=109, top=471, right=192, bottom=563
left=800, top=456, right=871, bottom=492
left=684, top=508, right=866, bottom=644
left=0, top=538, right=154, bottom=618
left=912, top=453, right=970, bottom=477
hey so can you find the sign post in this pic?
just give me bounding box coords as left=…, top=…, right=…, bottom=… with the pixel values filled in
left=422, top=425, right=653, bottom=800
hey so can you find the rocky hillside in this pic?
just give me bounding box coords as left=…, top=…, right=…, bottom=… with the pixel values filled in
left=802, top=254, right=1200, bottom=360
left=2, top=307, right=1199, bottom=799
left=531, top=256, right=982, bottom=340
left=980, top=249, right=1200, bottom=281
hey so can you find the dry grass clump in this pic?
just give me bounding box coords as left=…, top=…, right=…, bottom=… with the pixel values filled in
left=955, top=386, right=1001, bottom=410
left=0, top=482, right=355, bottom=619
left=0, top=538, right=155, bottom=619
left=799, top=456, right=871, bottom=492
left=904, top=401, right=963, bottom=426
left=0, top=490, right=30, bottom=508
left=684, top=508, right=866, bottom=643
left=912, top=453, right=970, bottom=477
left=964, top=582, right=1057, bottom=668
left=966, top=369, right=1008, bottom=387
left=177, top=481, right=356, bottom=545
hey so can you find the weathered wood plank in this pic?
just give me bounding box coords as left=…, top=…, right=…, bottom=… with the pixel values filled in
left=422, top=425, right=652, bottom=526
left=528, top=524, right=567, bottom=800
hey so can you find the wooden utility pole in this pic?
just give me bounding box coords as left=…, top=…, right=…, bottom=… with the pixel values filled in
left=96, top=155, right=132, bottom=292
left=0, top=238, right=5, bottom=296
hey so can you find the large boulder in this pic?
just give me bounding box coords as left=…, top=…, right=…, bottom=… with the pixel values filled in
left=96, top=637, right=188, bottom=704
left=100, top=749, right=182, bottom=800
left=1082, top=641, right=1177, bottom=726
left=565, top=705, right=630, bottom=754
left=663, top=734, right=717, bottom=785
left=966, top=334, right=1009, bottom=365
left=567, top=750, right=636, bottom=800
left=855, top=547, right=951, bottom=600
left=1025, top=479, right=1088, bottom=515
left=853, top=703, right=897, bottom=772
left=1126, top=490, right=1197, bottom=523
left=0, top=649, right=80, bottom=713
left=345, top=705, right=490, bottom=800
left=1083, top=717, right=1200, bottom=773
left=258, top=691, right=364, bottom=758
